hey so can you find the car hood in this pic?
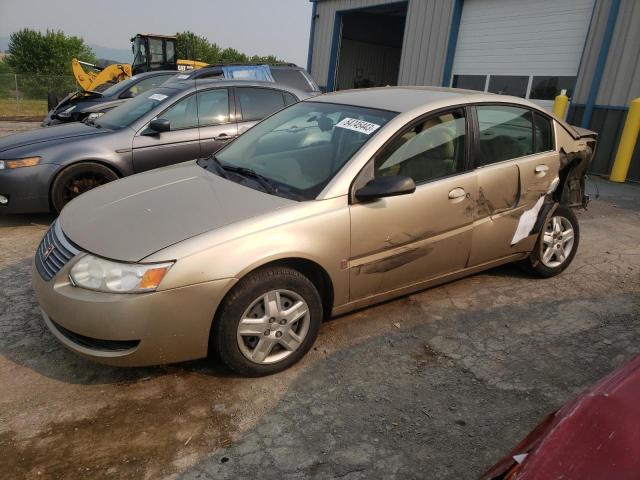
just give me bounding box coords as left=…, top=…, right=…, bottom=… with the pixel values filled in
left=59, top=161, right=295, bottom=262
left=0, top=122, right=106, bottom=153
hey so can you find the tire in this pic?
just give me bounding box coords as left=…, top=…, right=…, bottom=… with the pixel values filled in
left=51, top=162, right=119, bottom=213
left=212, top=266, right=323, bottom=377
left=525, top=206, right=580, bottom=278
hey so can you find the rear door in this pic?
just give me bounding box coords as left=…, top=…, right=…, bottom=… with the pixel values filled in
left=468, top=104, right=559, bottom=265
left=197, top=87, right=238, bottom=157
left=131, top=93, right=201, bottom=173
left=234, top=87, right=289, bottom=135
left=349, top=108, right=476, bottom=300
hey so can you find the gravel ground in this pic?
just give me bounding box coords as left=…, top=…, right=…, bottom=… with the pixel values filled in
left=0, top=121, right=639, bottom=479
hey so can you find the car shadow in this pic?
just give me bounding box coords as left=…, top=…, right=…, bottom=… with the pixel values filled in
left=483, top=262, right=533, bottom=279
left=0, top=212, right=56, bottom=228
left=0, top=256, right=235, bottom=385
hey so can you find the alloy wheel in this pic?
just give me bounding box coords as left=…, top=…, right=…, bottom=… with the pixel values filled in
left=540, top=215, right=575, bottom=268
left=237, top=289, right=310, bottom=364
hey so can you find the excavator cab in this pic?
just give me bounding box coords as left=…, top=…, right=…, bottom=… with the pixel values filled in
left=130, top=34, right=178, bottom=75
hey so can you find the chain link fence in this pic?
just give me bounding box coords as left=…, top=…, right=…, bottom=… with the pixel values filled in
left=0, top=74, right=78, bottom=119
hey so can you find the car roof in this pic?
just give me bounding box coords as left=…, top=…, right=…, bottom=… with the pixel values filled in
left=162, top=78, right=311, bottom=98
left=310, top=86, right=539, bottom=112
left=131, top=70, right=177, bottom=79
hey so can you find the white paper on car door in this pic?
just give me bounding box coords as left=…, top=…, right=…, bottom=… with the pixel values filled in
left=511, top=177, right=560, bottom=245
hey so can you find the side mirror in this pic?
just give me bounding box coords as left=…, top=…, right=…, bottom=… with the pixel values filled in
left=355, top=175, right=416, bottom=202
left=148, top=118, right=170, bottom=133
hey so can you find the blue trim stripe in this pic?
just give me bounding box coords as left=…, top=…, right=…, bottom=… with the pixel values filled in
left=442, top=0, right=464, bottom=87
left=306, top=0, right=318, bottom=73
left=581, top=0, right=620, bottom=128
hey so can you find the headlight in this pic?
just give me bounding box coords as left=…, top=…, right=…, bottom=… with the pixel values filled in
left=86, top=112, right=105, bottom=122
left=58, top=105, right=76, bottom=118
left=0, top=157, right=41, bottom=170
left=69, top=254, right=173, bottom=293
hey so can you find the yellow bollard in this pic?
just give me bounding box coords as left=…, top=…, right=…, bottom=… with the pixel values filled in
left=553, top=89, right=569, bottom=119
left=610, top=98, right=640, bottom=183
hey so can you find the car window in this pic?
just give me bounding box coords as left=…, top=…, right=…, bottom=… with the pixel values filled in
left=374, top=110, right=466, bottom=184
left=237, top=87, right=286, bottom=122
left=157, top=94, right=198, bottom=130
left=96, top=87, right=177, bottom=130
left=271, top=69, right=315, bottom=92
left=125, top=75, right=173, bottom=97
left=213, top=101, right=397, bottom=200
left=533, top=112, right=553, bottom=153
left=197, top=89, right=230, bottom=126
left=476, top=105, right=533, bottom=165
left=283, top=91, right=298, bottom=106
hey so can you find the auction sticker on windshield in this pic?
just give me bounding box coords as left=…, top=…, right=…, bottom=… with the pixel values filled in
left=335, top=118, right=381, bottom=135
left=149, top=93, right=169, bottom=101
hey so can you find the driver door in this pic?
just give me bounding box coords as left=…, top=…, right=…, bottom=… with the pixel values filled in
left=349, top=108, right=476, bottom=300
left=132, top=93, right=201, bottom=173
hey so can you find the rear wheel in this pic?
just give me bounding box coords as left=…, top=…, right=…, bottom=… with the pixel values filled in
left=212, top=266, right=322, bottom=376
left=525, top=206, right=580, bottom=277
left=51, top=162, right=118, bottom=213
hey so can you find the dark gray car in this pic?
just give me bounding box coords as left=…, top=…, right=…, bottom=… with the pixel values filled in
left=0, top=80, right=314, bottom=213
left=42, top=71, right=177, bottom=126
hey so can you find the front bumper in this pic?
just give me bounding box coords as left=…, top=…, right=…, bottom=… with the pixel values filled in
left=0, top=163, right=59, bottom=213
left=32, top=259, right=237, bottom=366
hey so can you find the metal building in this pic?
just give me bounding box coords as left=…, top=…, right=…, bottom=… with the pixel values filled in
left=306, top=0, right=640, bottom=180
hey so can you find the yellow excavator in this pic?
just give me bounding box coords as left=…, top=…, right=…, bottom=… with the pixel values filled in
left=71, top=33, right=208, bottom=92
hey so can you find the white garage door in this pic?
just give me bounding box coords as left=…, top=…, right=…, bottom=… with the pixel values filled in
left=450, top=0, right=595, bottom=109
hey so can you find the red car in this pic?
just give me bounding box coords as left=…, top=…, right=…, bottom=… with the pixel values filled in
left=482, top=354, right=640, bottom=480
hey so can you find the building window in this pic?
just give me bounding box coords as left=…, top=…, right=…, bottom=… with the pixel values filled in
left=452, top=74, right=487, bottom=92
left=529, top=76, right=577, bottom=100
left=487, top=76, right=529, bottom=98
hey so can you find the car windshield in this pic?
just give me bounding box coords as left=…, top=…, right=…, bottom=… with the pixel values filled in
left=209, top=101, right=397, bottom=200
left=96, top=87, right=178, bottom=130
left=100, top=76, right=139, bottom=97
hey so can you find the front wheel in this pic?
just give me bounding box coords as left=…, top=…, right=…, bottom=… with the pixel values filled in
left=212, top=266, right=323, bottom=376
left=525, top=206, right=580, bottom=277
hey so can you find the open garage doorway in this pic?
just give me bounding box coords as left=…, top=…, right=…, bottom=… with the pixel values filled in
left=328, top=2, right=407, bottom=91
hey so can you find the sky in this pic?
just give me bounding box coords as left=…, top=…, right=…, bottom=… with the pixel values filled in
left=0, top=0, right=313, bottom=66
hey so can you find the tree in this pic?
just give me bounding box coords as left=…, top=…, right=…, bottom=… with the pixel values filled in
left=176, top=31, right=217, bottom=63
left=6, top=28, right=95, bottom=76
left=176, top=31, right=285, bottom=65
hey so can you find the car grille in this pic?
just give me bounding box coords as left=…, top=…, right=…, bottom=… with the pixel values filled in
left=35, top=220, right=81, bottom=281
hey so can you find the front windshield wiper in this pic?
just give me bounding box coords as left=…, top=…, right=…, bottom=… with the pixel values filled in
left=223, top=164, right=278, bottom=195
left=198, top=155, right=228, bottom=178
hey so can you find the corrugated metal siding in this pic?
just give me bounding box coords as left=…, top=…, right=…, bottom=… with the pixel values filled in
left=398, top=0, right=454, bottom=86
left=596, top=0, right=640, bottom=105
left=573, top=0, right=640, bottom=106
left=568, top=106, right=640, bottom=181
left=309, top=0, right=454, bottom=89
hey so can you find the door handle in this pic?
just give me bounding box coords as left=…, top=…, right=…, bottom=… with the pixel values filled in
left=535, top=164, right=549, bottom=174
left=214, top=133, right=234, bottom=141
left=448, top=188, right=466, bottom=199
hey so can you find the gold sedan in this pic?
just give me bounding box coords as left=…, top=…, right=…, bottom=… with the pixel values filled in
left=33, top=87, right=596, bottom=376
